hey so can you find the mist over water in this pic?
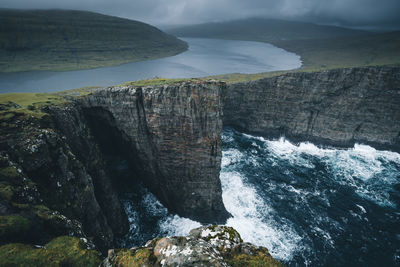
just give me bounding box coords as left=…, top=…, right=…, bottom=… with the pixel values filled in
left=119, top=128, right=400, bottom=266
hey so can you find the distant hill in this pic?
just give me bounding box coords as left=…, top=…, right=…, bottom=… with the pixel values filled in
left=167, top=18, right=369, bottom=42
left=0, top=9, right=188, bottom=72
left=272, top=31, right=400, bottom=70
left=168, top=18, right=400, bottom=71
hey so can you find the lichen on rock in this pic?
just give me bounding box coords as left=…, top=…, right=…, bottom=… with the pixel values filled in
left=101, top=225, right=283, bottom=267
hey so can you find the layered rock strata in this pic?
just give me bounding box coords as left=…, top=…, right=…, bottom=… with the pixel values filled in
left=0, top=80, right=229, bottom=252
left=224, top=66, right=400, bottom=151
left=80, top=81, right=229, bottom=223
left=0, top=103, right=129, bottom=251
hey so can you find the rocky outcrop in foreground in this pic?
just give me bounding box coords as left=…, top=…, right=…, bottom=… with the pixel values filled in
left=224, top=66, right=400, bottom=151
left=0, top=226, right=283, bottom=266
left=102, top=225, right=283, bottom=267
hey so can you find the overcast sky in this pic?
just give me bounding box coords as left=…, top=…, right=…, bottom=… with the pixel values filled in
left=1, top=0, right=400, bottom=29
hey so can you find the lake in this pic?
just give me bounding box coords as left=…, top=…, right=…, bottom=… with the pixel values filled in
left=0, top=38, right=301, bottom=93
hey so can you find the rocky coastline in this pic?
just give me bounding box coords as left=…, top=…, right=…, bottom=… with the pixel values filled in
left=1, top=66, right=399, bottom=266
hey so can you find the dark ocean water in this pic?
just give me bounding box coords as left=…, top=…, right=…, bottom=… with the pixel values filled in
left=119, top=128, right=400, bottom=266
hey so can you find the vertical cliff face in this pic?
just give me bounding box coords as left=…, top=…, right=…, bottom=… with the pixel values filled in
left=224, top=66, right=400, bottom=151
left=80, top=81, right=230, bottom=223
left=0, top=103, right=129, bottom=252
left=0, top=80, right=229, bottom=253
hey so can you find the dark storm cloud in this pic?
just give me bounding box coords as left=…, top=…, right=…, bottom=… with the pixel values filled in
left=1, top=0, right=399, bottom=28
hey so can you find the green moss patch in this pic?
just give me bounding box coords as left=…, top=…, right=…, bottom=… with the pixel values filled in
left=0, top=93, right=67, bottom=119
left=225, top=245, right=285, bottom=267
left=0, top=236, right=101, bottom=267
left=0, top=166, right=19, bottom=180
left=0, top=215, right=30, bottom=239
left=0, top=182, right=14, bottom=200
left=111, top=248, right=156, bottom=267
left=227, top=252, right=285, bottom=267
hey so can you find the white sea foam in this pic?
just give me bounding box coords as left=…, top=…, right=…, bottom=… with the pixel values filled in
left=219, top=169, right=302, bottom=260
left=243, top=133, right=400, bottom=208
left=122, top=130, right=399, bottom=264
left=159, top=215, right=201, bottom=237
left=218, top=131, right=400, bottom=261
left=221, top=148, right=245, bottom=168
left=140, top=190, right=202, bottom=237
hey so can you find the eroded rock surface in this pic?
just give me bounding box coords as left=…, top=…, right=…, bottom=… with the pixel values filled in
left=0, top=80, right=229, bottom=253
left=0, top=105, right=128, bottom=251
left=224, top=66, right=400, bottom=151
left=102, top=225, right=284, bottom=267
left=80, top=81, right=230, bottom=223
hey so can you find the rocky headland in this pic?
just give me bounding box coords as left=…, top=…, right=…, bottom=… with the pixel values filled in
left=224, top=66, right=400, bottom=151
left=0, top=66, right=399, bottom=266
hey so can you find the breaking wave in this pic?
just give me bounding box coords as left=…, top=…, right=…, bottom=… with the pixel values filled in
left=120, top=128, right=400, bottom=266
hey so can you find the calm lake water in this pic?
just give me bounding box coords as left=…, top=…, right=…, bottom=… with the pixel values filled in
left=0, top=38, right=301, bottom=93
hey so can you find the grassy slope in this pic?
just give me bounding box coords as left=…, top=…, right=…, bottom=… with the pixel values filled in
left=169, top=18, right=400, bottom=81
left=272, top=31, right=400, bottom=71
left=168, top=18, right=369, bottom=41
left=0, top=236, right=101, bottom=266
left=0, top=9, right=188, bottom=72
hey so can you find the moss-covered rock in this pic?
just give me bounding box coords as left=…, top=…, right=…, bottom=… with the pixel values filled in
left=0, top=181, right=13, bottom=200
left=102, top=248, right=156, bottom=267
left=0, top=215, right=30, bottom=240
left=101, top=225, right=284, bottom=267
left=226, top=243, right=285, bottom=267
left=0, top=166, right=19, bottom=180
left=0, top=101, right=127, bottom=250
left=0, top=236, right=101, bottom=267
left=0, top=203, right=88, bottom=246
left=227, top=252, right=285, bottom=267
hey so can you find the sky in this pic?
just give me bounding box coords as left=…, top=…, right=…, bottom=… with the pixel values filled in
left=1, top=0, right=400, bottom=29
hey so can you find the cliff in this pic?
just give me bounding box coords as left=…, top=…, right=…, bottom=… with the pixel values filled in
left=0, top=80, right=229, bottom=253
left=1, top=66, right=399, bottom=266
left=79, top=82, right=229, bottom=223
left=224, top=66, right=400, bottom=152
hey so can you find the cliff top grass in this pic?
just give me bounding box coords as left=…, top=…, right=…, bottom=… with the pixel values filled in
left=0, top=86, right=104, bottom=120
left=121, top=77, right=189, bottom=87
left=0, top=215, right=30, bottom=239
left=205, top=63, right=400, bottom=84
left=0, top=93, right=67, bottom=119
left=0, top=236, right=101, bottom=267
left=120, top=77, right=226, bottom=87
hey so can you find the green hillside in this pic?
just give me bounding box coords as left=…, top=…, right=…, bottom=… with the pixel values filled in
left=272, top=31, right=400, bottom=70
left=169, top=18, right=400, bottom=72
left=168, top=18, right=368, bottom=42
left=0, top=9, right=188, bottom=72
